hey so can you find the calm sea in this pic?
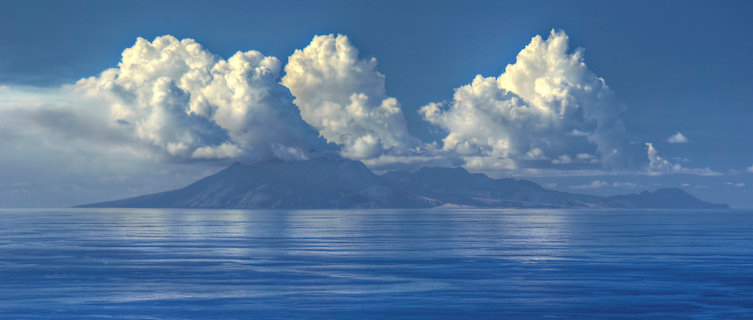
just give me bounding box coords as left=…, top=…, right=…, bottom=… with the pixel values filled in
left=0, top=208, right=751, bottom=319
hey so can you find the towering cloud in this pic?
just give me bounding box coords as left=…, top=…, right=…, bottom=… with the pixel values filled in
left=420, top=30, right=630, bottom=172
left=282, top=34, right=418, bottom=160
left=2, top=32, right=720, bottom=180
left=0, top=31, right=734, bottom=207
left=75, top=35, right=320, bottom=161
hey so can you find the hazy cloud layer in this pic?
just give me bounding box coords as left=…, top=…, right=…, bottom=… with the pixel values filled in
left=420, top=30, right=634, bottom=173
left=569, top=180, right=639, bottom=190
left=0, top=86, right=220, bottom=207
left=612, top=181, right=638, bottom=188
left=570, top=180, right=608, bottom=189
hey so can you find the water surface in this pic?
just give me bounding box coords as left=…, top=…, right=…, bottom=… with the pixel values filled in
left=1, top=208, right=751, bottom=319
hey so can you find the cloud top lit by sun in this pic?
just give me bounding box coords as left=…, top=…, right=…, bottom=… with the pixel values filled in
left=0, top=30, right=717, bottom=177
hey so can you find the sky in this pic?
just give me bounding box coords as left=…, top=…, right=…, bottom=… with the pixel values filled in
left=1, top=0, right=751, bottom=208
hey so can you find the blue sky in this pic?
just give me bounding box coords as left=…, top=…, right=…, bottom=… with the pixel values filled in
left=1, top=0, right=751, bottom=207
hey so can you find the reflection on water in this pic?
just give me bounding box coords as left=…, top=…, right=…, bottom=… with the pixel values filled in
left=0, top=208, right=752, bottom=319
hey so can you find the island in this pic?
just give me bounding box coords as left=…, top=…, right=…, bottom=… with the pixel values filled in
left=79, top=157, right=728, bottom=209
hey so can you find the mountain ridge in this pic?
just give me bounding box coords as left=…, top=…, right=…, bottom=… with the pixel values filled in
left=79, top=158, right=729, bottom=209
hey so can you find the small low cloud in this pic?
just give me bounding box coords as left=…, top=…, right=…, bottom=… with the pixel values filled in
left=666, top=132, right=689, bottom=143
left=552, top=154, right=573, bottom=165
left=726, top=182, right=745, bottom=188
left=747, top=165, right=753, bottom=173
left=646, top=142, right=681, bottom=172
left=612, top=182, right=637, bottom=188
left=570, top=180, right=608, bottom=189
left=646, top=143, right=719, bottom=176
left=570, top=180, right=637, bottom=189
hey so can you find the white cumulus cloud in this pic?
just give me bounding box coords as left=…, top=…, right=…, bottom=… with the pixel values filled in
left=666, top=132, right=689, bottom=143
left=2, top=31, right=733, bottom=207
left=282, top=34, right=419, bottom=160
left=74, top=35, right=322, bottom=161
left=420, top=30, right=631, bottom=173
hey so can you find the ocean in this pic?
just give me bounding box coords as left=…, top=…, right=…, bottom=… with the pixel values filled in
left=1, top=208, right=751, bottom=319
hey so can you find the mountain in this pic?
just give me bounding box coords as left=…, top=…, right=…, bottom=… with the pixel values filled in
left=607, top=188, right=728, bottom=209
left=81, top=157, right=428, bottom=209
left=79, top=157, right=728, bottom=209
left=381, top=167, right=616, bottom=208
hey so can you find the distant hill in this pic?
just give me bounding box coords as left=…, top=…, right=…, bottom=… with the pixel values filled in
left=79, top=157, right=728, bottom=209
left=607, top=188, right=728, bottom=209
left=381, top=167, right=615, bottom=208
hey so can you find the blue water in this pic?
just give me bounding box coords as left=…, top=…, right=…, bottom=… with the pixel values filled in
left=0, top=209, right=751, bottom=319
